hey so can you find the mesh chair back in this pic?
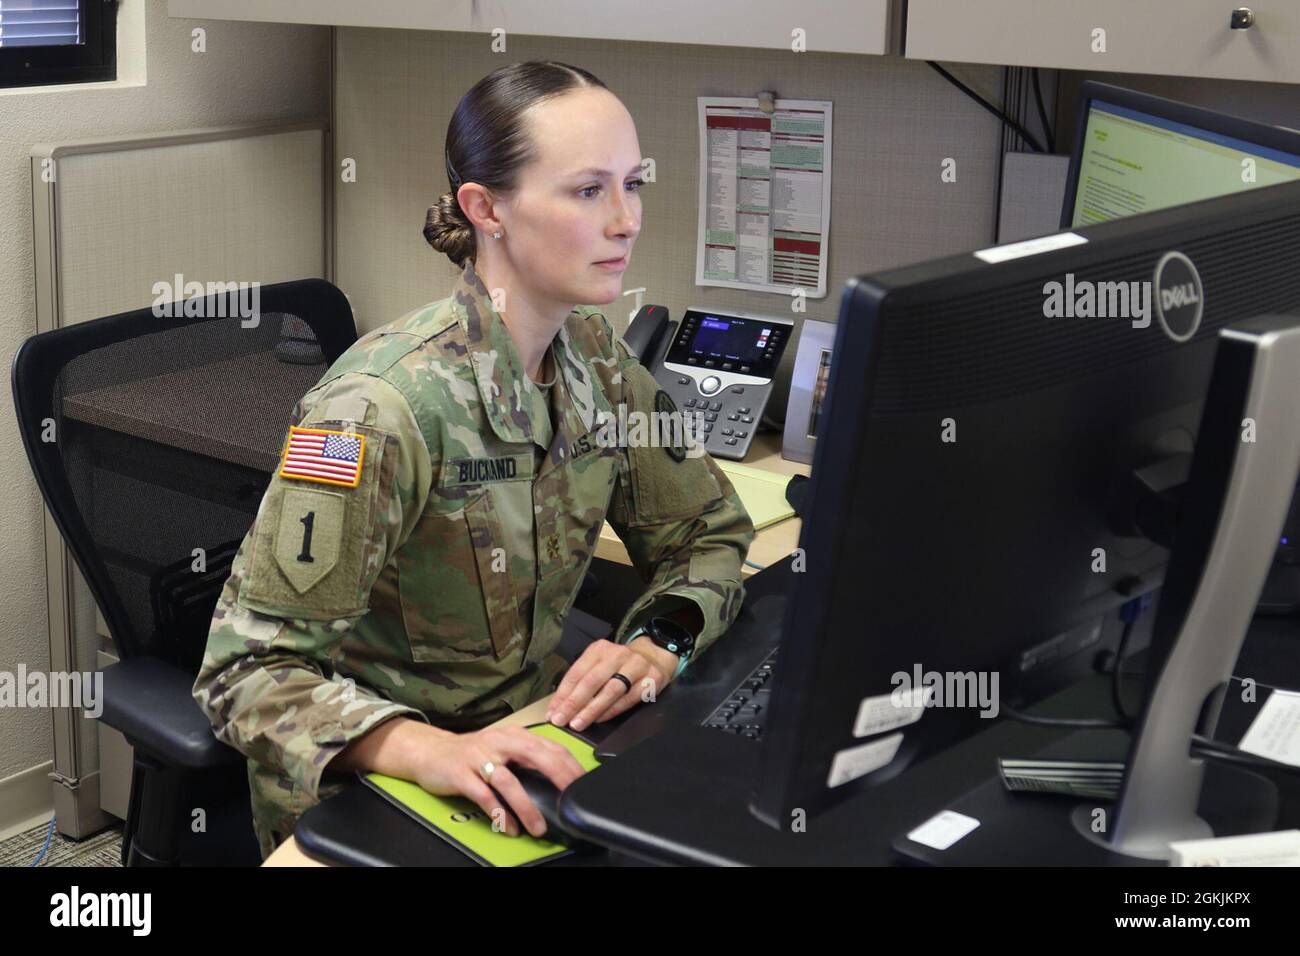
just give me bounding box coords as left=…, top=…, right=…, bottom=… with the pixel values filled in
left=12, top=279, right=357, bottom=670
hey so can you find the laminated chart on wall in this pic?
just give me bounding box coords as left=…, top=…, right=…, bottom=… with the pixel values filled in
left=695, top=97, right=832, bottom=298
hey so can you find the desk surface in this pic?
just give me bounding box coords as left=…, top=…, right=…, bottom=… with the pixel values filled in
left=264, top=676, right=1130, bottom=868
left=557, top=609, right=1300, bottom=865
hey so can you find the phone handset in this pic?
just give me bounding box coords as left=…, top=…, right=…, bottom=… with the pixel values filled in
left=624, top=304, right=672, bottom=371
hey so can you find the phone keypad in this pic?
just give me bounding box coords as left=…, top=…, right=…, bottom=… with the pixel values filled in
left=670, top=381, right=770, bottom=459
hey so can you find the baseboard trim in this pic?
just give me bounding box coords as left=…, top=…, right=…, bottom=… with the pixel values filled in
left=0, top=761, right=54, bottom=841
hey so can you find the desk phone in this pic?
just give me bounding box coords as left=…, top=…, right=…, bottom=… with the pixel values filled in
left=624, top=305, right=794, bottom=461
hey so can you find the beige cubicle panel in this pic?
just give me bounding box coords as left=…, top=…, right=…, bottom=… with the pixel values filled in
left=29, top=122, right=329, bottom=837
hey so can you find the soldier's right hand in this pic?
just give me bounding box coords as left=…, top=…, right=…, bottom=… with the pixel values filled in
left=411, top=725, right=587, bottom=838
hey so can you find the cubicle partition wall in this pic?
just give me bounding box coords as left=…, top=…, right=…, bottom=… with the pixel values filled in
left=28, top=123, right=330, bottom=837
left=331, top=28, right=1007, bottom=340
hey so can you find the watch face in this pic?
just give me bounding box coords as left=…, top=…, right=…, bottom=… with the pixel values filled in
left=649, top=617, right=694, bottom=653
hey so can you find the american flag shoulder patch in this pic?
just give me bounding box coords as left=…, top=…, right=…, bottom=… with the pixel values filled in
left=278, top=426, right=366, bottom=487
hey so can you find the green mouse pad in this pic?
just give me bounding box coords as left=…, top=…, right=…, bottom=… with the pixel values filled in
left=359, top=722, right=601, bottom=867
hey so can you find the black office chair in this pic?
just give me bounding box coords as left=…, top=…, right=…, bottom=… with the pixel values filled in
left=11, top=279, right=358, bottom=866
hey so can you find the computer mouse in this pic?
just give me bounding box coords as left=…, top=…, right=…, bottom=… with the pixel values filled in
left=493, top=767, right=570, bottom=844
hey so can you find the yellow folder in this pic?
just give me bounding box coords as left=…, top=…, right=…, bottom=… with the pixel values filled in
left=717, top=461, right=797, bottom=530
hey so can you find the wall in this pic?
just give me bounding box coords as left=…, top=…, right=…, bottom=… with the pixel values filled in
left=334, top=30, right=1008, bottom=336
left=0, top=0, right=329, bottom=804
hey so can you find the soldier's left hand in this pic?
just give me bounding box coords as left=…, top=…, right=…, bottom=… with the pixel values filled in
left=546, top=637, right=677, bottom=732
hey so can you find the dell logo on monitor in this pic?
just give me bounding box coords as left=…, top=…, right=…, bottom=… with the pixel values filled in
left=1153, top=251, right=1204, bottom=343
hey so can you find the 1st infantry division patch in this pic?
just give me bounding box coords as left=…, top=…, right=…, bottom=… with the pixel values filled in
left=279, top=426, right=365, bottom=487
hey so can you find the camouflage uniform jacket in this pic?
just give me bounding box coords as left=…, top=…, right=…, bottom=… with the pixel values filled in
left=193, top=259, right=755, bottom=858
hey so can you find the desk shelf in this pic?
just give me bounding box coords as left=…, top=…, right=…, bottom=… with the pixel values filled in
left=63, top=347, right=322, bottom=473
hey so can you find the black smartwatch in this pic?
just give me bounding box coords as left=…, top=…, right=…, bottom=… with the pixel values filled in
left=626, top=616, right=696, bottom=677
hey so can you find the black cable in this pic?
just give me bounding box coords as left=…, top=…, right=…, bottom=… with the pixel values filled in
left=1004, top=596, right=1148, bottom=730
left=1001, top=589, right=1300, bottom=779
left=1015, top=67, right=1027, bottom=151
left=992, top=67, right=1008, bottom=243
left=928, top=61, right=1045, bottom=154
left=999, top=704, right=1129, bottom=729
left=1004, top=66, right=1016, bottom=153
left=998, top=68, right=1007, bottom=154
left=1110, top=617, right=1137, bottom=723
left=1031, top=67, right=1056, bottom=153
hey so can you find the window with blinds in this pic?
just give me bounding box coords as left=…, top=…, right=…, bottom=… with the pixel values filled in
left=0, top=0, right=116, bottom=88
left=0, top=1, right=83, bottom=48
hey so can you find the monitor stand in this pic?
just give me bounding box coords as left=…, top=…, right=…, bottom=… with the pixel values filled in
left=895, top=315, right=1300, bottom=865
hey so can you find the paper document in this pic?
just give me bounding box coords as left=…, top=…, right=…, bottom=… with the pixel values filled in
left=1238, top=688, right=1300, bottom=767
left=696, top=96, right=832, bottom=297
left=717, top=461, right=797, bottom=530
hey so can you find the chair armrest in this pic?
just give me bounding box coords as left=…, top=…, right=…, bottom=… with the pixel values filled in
left=99, top=657, right=243, bottom=770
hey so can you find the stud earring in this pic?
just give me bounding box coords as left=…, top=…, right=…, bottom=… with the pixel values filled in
left=492, top=231, right=502, bottom=240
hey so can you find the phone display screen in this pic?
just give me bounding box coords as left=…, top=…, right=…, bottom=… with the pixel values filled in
left=664, top=311, right=789, bottom=379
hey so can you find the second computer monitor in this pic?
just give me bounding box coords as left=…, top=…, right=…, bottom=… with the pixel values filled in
left=1062, top=81, right=1300, bottom=229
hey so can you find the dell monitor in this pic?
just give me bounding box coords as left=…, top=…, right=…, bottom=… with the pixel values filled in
left=1062, top=81, right=1300, bottom=229
left=1062, top=84, right=1300, bottom=613
left=752, top=179, right=1300, bottom=859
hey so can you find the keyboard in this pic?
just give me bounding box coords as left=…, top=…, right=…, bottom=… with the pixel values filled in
left=700, top=648, right=778, bottom=741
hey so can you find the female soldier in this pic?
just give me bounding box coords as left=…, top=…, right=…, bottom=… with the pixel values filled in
left=194, top=60, right=754, bottom=860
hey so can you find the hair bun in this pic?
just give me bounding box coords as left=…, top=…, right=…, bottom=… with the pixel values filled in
left=423, top=192, right=475, bottom=267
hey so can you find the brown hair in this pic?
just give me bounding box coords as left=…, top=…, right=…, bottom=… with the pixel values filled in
left=424, top=61, right=608, bottom=268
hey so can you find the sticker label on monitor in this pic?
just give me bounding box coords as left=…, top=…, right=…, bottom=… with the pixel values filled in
left=853, top=685, right=934, bottom=738
left=906, top=810, right=981, bottom=851
left=973, top=232, right=1087, bottom=264
left=826, top=732, right=903, bottom=788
